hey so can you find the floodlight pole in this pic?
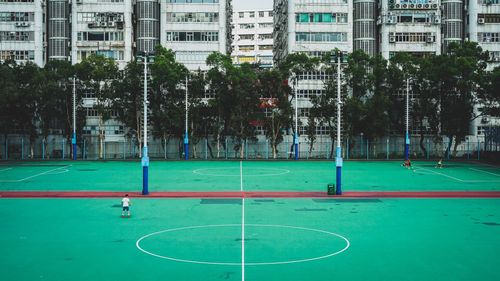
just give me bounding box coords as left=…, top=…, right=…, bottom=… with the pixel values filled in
left=72, top=76, right=77, bottom=160
left=184, top=75, right=189, bottom=160
left=141, top=54, right=150, bottom=195
left=405, top=78, right=410, bottom=161
left=293, top=75, right=299, bottom=160
left=335, top=52, right=343, bottom=195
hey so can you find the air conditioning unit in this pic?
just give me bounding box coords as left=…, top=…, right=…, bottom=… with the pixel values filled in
left=389, top=33, right=396, bottom=43
left=410, top=4, right=416, bottom=8
left=395, top=3, right=401, bottom=8
left=426, top=36, right=435, bottom=43
left=432, top=3, right=438, bottom=8
left=402, top=4, right=408, bottom=9
left=424, top=4, right=431, bottom=9
left=387, top=16, right=396, bottom=24
left=15, top=22, right=22, bottom=27
left=88, top=22, right=96, bottom=28
left=100, top=22, right=108, bottom=27
left=434, top=18, right=441, bottom=24
left=481, top=117, right=489, bottom=124
left=478, top=18, right=485, bottom=24
left=22, top=22, right=30, bottom=27
left=108, top=22, right=116, bottom=27
left=417, top=4, right=423, bottom=8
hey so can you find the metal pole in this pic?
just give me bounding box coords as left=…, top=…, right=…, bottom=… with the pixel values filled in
left=62, top=139, right=65, bottom=159
left=21, top=138, right=24, bottom=160
left=184, top=75, right=189, bottom=160
left=386, top=138, right=389, bottom=160
left=335, top=54, right=343, bottom=195
left=83, top=139, right=86, bottom=159
left=72, top=76, right=77, bottom=160
left=405, top=78, right=410, bottom=161
left=293, top=76, right=299, bottom=160
left=142, top=56, right=149, bottom=195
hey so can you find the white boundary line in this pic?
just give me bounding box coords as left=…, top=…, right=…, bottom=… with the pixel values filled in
left=135, top=224, right=350, bottom=266
left=0, top=168, right=13, bottom=172
left=240, top=161, right=245, bottom=281
left=469, top=168, right=500, bottom=177
left=0, top=165, right=70, bottom=182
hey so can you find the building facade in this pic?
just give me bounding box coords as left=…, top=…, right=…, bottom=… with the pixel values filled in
left=0, top=0, right=231, bottom=70
left=231, top=9, right=274, bottom=67
left=273, top=0, right=499, bottom=142
left=0, top=0, right=45, bottom=66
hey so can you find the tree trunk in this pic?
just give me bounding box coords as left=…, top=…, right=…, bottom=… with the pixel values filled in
left=98, top=115, right=104, bottom=159
left=445, top=135, right=453, bottom=158
left=419, top=132, right=426, bottom=157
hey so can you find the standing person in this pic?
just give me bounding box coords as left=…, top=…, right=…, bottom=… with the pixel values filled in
left=121, top=194, right=131, bottom=217
left=436, top=159, right=443, bottom=169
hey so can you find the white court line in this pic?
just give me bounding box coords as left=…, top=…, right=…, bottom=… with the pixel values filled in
left=469, top=168, right=500, bottom=177
left=0, top=168, right=13, bottom=172
left=416, top=167, right=465, bottom=182
left=0, top=165, right=71, bottom=182
left=240, top=161, right=245, bottom=281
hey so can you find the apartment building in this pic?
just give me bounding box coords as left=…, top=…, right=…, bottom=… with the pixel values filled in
left=0, top=0, right=45, bottom=66
left=274, top=0, right=353, bottom=139
left=161, top=0, right=231, bottom=71
left=231, top=9, right=274, bottom=67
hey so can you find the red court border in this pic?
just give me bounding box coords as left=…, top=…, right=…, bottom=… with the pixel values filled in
left=1, top=191, right=500, bottom=198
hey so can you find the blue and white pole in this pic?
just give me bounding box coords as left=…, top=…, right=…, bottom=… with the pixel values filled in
left=72, top=76, right=77, bottom=160
left=404, top=78, right=410, bottom=161
left=184, top=76, right=189, bottom=160
left=141, top=55, right=150, bottom=195
left=335, top=53, right=343, bottom=195
left=293, top=76, right=299, bottom=160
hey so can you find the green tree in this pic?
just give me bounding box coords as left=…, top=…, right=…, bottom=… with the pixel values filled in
left=75, top=54, right=118, bottom=159
left=257, top=69, right=292, bottom=158
left=440, top=42, right=489, bottom=157
left=149, top=46, right=189, bottom=158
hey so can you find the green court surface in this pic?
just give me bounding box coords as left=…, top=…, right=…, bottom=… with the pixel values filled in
left=0, top=198, right=499, bottom=281
left=0, top=160, right=499, bottom=192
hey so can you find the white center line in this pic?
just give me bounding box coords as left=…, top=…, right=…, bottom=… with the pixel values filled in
left=469, top=168, right=500, bottom=177
left=18, top=165, right=71, bottom=181
left=240, top=161, right=245, bottom=281
left=0, top=168, right=13, bottom=172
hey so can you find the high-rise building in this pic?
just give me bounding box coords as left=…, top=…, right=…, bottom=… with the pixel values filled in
left=0, top=0, right=45, bottom=66
left=161, top=0, right=231, bottom=71
left=71, top=0, right=134, bottom=68
left=231, top=9, right=274, bottom=67
left=274, top=0, right=353, bottom=139
left=0, top=0, right=231, bottom=70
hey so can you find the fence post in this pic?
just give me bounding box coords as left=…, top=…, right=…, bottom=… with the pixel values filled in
left=386, top=138, right=389, bottom=160
left=205, top=139, right=208, bottom=160
left=346, top=138, right=350, bottom=160
left=245, top=139, right=248, bottom=160
left=42, top=139, right=45, bottom=160
left=266, top=139, right=269, bottom=160
left=467, top=140, right=470, bottom=160
left=366, top=139, right=369, bottom=160
left=225, top=138, right=228, bottom=160
left=477, top=141, right=480, bottom=160
left=426, top=139, right=429, bottom=160
left=21, top=138, right=24, bottom=160
left=83, top=139, right=86, bottom=160
left=103, top=141, right=106, bottom=160
left=62, top=139, right=65, bottom=160
left=5, top=138, right=8, bottom=160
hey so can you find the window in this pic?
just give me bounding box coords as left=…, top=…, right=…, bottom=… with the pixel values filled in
left=166, top=0, right=219, bottom=3
left=259, top=22, right=273, bottom=28
left=166, top=31, right=219, bottom=42
left=239, top=12, right=244, bottom=18
left=239, top=34, right=254, bottom=40
left=295, top=32, right=347, bottom=42
left=478, top=14, right=500, bottom=23
left=296, top=13, right=348, bottom=23
left=239, top=45, right=255, bottom=51
left=259, top=11, right=265, bottom=17
left=249, top=12, right=255, bottom=18
left=239, top=23, right=255, bottom=29
left=258, top=33, right=273, bottom=40
left=0, top=50, right=34, bottom=61
left=0, top=12, right=34, bottom=22
left=0, top=31, right=34, bottom=41
left=393, top=32, right=430, bottom=42
left=478, top=32, right=500, bottom=42
left=166, top=12, right=218, bottom=23
left=258, top=45, right=273, bottom=50
left=268, top=11, right=273, bottom=17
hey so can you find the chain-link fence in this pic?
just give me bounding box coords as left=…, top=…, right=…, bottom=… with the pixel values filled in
left=1, top=135, right=497, bottom=161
